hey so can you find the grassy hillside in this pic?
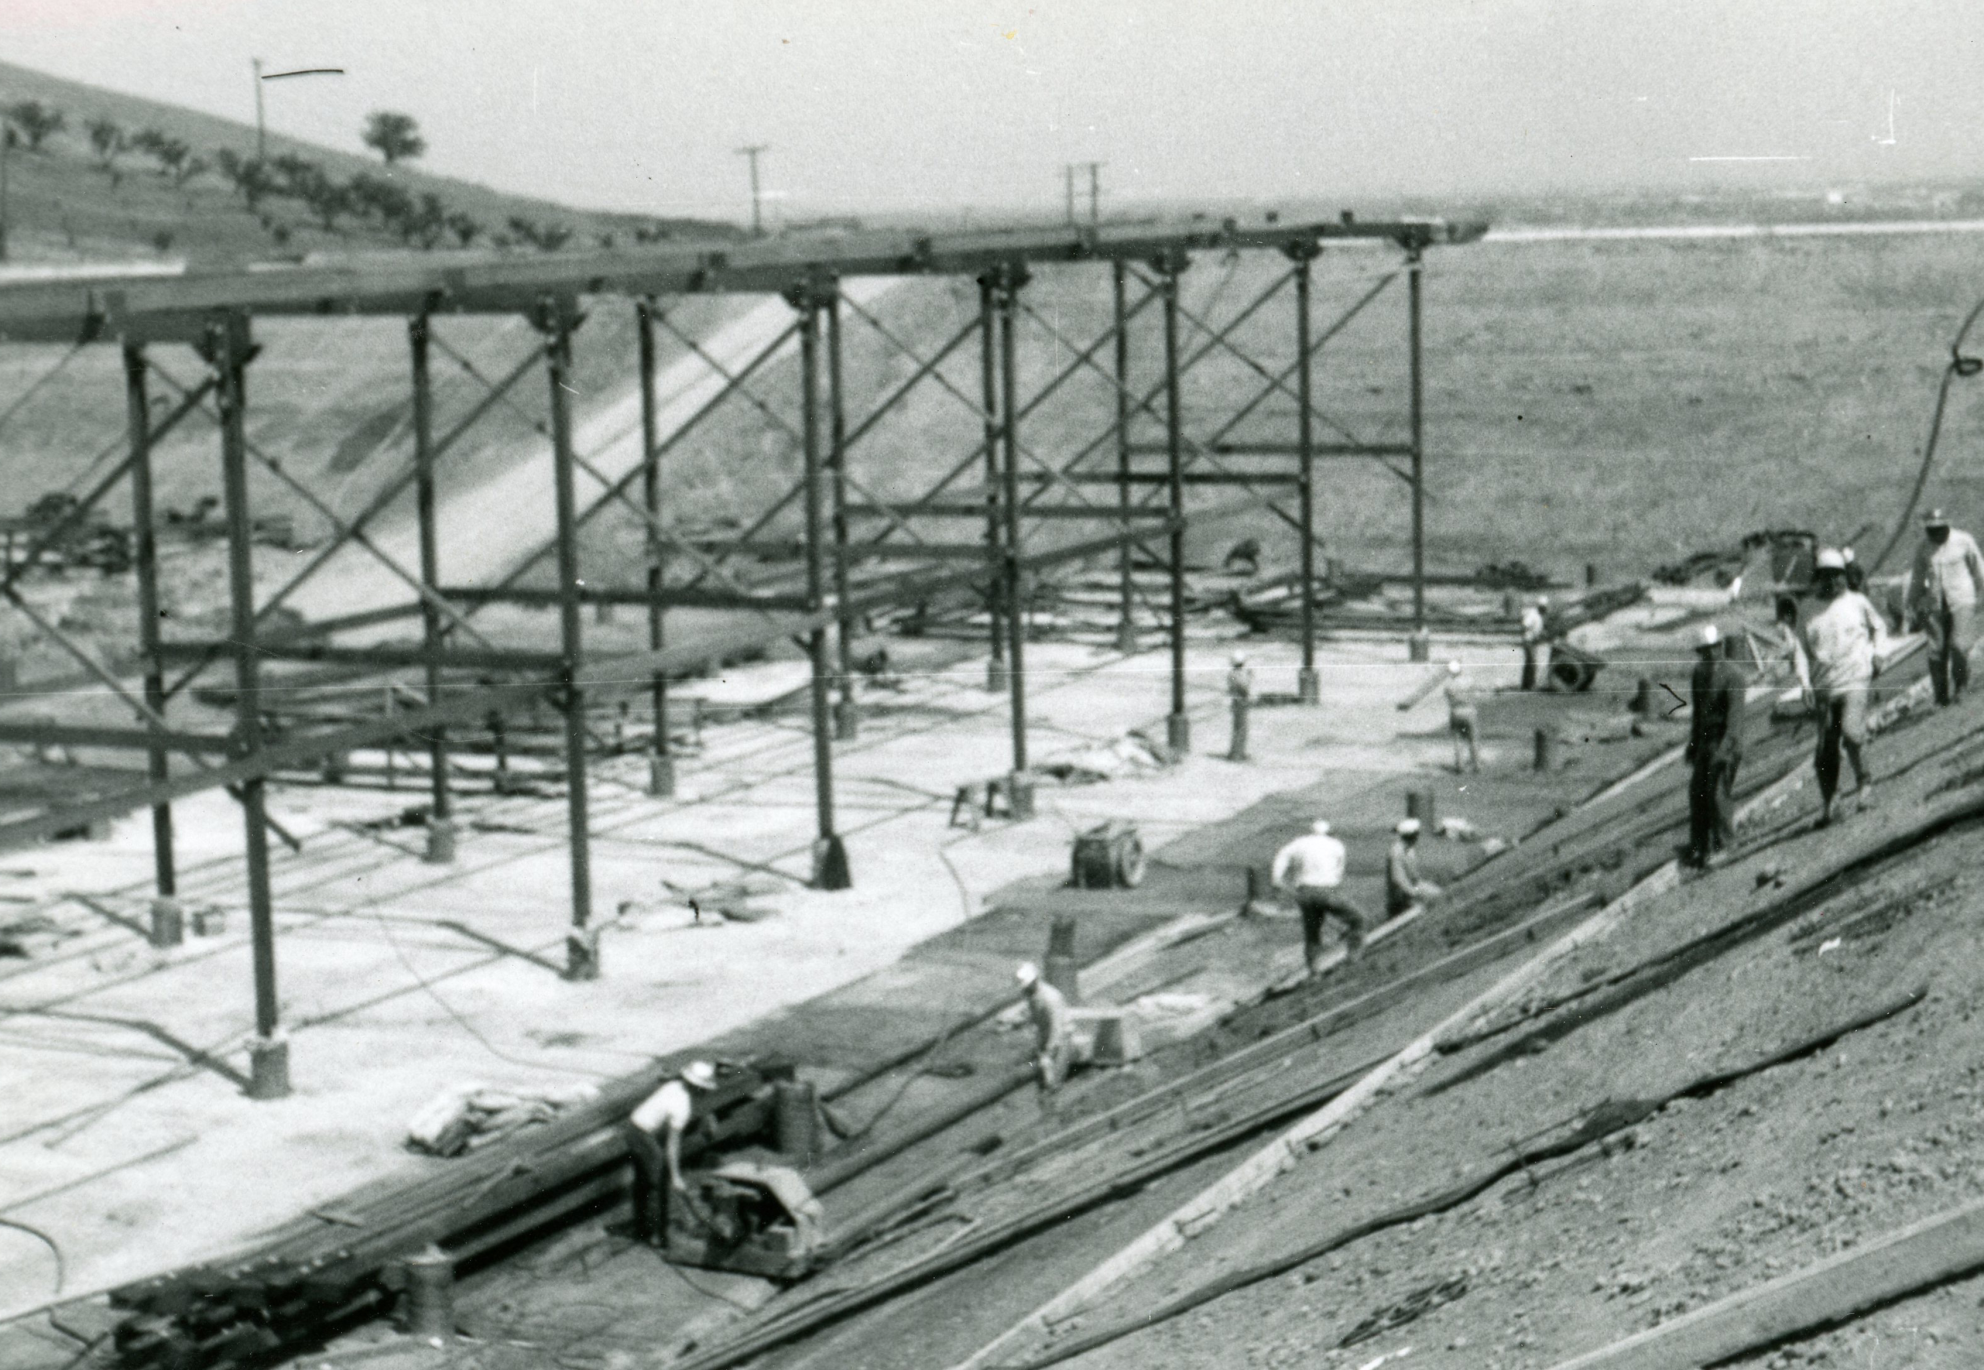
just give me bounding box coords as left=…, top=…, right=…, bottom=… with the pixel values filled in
left=0, top=59, right=736, bottom=265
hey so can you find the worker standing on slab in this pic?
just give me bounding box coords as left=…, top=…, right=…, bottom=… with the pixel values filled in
left=1799, top=548, right=1889, bottom=828
left=1444, top=659, right=1481, bottom=773
left=1015, top=961, right=1074, bottom=1103
left=1271, top=819, right=1367, bottom=977
left=1520, top=596, right=1550, bottom=690
left=1686, top=623, right=1746, bottom=869
left=1226, top=651, right=1255, bottom=762
left=624, top=1059, right=717, bottom=1247
left=1905, top=508, right=1984, bottom=708
left=1386, top=817, right=1443, bottom=919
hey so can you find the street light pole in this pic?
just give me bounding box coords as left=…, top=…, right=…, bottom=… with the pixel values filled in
left=736, top=144, right=768, bottom=236
left=252, top=57, right=266, bottom=161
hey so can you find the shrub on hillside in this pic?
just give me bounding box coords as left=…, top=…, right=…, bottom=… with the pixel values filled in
left=507, top=216, right=573, bottom=252
left=128, top=128, right=194, bottom=181
left=444, top=210, right=481, bottom=248
left=85, top=117, right=124, bottom=175
left=269, top=154, right=319, bottom=199
left=360, top=111, right=425, bottom=165
left=215, top=149, right=275, bottom=209
left=5, top=100, right=64, bottom=151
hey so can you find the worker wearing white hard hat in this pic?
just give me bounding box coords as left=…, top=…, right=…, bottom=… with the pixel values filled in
left=1686, top=623, right=1745, bottom=868
left=1015, top=961, right=1074, bottom=1101
left=1226, top=651, right=1256, bottom=762
left=1798, top=548, right=1890, bottom=827
left=626, top=1059, right=721, bottom=1245
left=1519, top=597, right=1551, bottom=690
left=1906, top=507, right=1984, bottom=707
left=1386, top=817, right=1443, bottom=919
left=1271, top=819, right=1367, bottom=976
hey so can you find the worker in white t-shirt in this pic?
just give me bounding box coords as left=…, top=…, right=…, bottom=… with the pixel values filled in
left=625, top=1059, right=717, bottom=1245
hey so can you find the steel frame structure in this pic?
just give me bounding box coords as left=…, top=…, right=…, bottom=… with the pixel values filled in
left=0, top=215, right=1481, bottom=1097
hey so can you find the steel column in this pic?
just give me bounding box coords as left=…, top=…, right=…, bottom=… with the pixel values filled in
left=1293, top=250, right=1321, bottom=703
left=827, top=289, right=859, bottom=740
left=996, top=268, right=1032, bottom=800
left=409, top=313, right=454, bottom=861
left=1407, top=252, right=1428, bottom=659
left=1112, top=262, right=1137, bottom=653
left=636, top=300, right=674, bottom=797
left=1159, top=256, right=1191, bottom=754
left=793, top=280, right=851, bottom=889
left=123, top=343, right=177, bottom=907
left=978, top=275, right=1006, bottom=691
left=211, top=311, right=288, bottom=1099
left=542, top=299, right=598, bottom=977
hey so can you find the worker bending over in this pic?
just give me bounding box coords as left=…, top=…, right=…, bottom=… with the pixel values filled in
left=1686, top=623, right=1746, bottom=869
left=1798, top=548, right=1889, bottom=828
left=1906, top=507, right=1984, bottom=708
left=1015, top=961, right=1075, bottom=1102
left=1444, top=659, right=1481, bottom=773
left=1386, top=817, right=1443, bottom=919
left=1272, top=819, right=1368, bottom=977
left=625, top=1059, right=718, bottom=1246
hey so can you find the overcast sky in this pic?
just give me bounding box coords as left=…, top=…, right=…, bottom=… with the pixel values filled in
left=5, top=0, right=1983, bottom=222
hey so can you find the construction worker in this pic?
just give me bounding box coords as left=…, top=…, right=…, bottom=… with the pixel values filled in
left=1841, top=546, right=1866, bottom=594
left=1767, top=594, right=1806, bottom=685
left=1015, top=961, right=1074, bottom=1099
left=625, top=1059, right=718, bottom=1246
left=1386, top=817, right=1443, bottom=919
left=1798, top=548, right=1889, bottom=828
left=1444, top=659, right=1481, bottom=773
left=1271, top=819, right=1368, bottom=977
left=1905, top=508, right=1984, bottom=707
left=1686, top=624, right=1746, bottom=869
left=1519, top=596, right=1550, bottom=691
left=1226, top=651, right=1255, bottom=762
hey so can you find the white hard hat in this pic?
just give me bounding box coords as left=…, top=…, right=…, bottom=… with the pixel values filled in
left=682, top=1060, right=717, bottom=1090
left=1231, top=651, right=1248, bottom=665
left=1841, top=547, right=1856, bottom=565
left=1396, top=817, right=1421, bottom=836
left=1015, top=961, right=1040, bottom=987
left=1537, top=595, right=1550, bottom=607
left=1310, top=819, right=1332, bottom=835
left=1446, top=659, right=1462, bottom=675
left=1700, top=624, right=1720, bottom=647
left=1815, top=548, right=1846, bottom=572
left=1924, top=508, right=1950, bottom=528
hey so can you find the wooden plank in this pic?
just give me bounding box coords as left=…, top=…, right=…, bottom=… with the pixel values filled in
left=1546, top=1196, right=1984, bottom=1370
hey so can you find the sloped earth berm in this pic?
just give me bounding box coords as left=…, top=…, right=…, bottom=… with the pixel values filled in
left=1028, top=695, right=1984, bottom=1370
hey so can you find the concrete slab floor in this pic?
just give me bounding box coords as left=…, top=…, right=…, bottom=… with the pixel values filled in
left=0, top=629, right=1530, bottom=1319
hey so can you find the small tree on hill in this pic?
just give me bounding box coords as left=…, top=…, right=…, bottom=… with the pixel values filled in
left=269, top=154, right=319, bottom=198
left=361, top=111, right=425, bottom=165
left=173, top=154, right=208, bottom=188
left=444, top=210, right=481, bottom=248
left=297, top=170, right=350, bottom=232
left=85, top=117, right=124, bottom=173
left=215, top=149, right=275, bottom=209
left=128, top=128, right=192, bottom=179
left=5, top=100, right=64, bottom=151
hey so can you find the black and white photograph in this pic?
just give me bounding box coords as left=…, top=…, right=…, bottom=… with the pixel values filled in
left=1, top=3, right=1983, bottom=1367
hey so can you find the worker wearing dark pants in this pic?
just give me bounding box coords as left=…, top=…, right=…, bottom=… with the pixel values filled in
left=625, top=1060, right=716, bottom=1246
left=1907, top=510, right=1984, bottom=707
left=1801, top=549, right=1888, bottom=827
left=1272, top=820, right=1367, bottom=976
left=1520, top=597, right=1549, bottom=691
left=1685, top=624, right=1745, bottom=869
left=1226, top=652, right=1254, bottom=762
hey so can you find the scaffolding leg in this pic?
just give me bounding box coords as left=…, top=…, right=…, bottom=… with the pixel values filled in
left=997, top=267, right=1035, bottom=819
left=1160, top=256, right=1192, bottom=755
left=979, top=274, right=1007, bottom=693
left=123, top=343, right=178, bottom=923
left=1112, top=262, right=1137, bottom=655
left=636, top=300, right=675, bottom=798
left=410, top=315, right=454, bottom=862
left=542, top=299, right=598, bottom=976
left=827, top=291, right=859, bottom=740
left=1408, top=251, right=1429, bottom=663
left=211, top=312, right=288, bottom=1099
left=1293, top=250, right=1321, bottom=705
left=793, top=281, right=851, bottom=889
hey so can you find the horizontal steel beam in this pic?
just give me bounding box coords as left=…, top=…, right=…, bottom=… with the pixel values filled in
left=0, top=217, right=1487, bottom=343
left=845, top=502, right=1174, bottom=520
left=441, top=585, right=815, bottom=612
left=156, top=641, right=563, bottom=671
left=0, top=722, right=234, bottom=755
left=1124, top=441, right=1416, bottom=458
left=1041, top=471, right=1304, bottom=487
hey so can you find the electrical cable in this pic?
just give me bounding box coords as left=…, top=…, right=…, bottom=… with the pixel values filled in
left=1870, top=293, right=1984, bottom=572
left=0, top=1214, right=65, bottom=1295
